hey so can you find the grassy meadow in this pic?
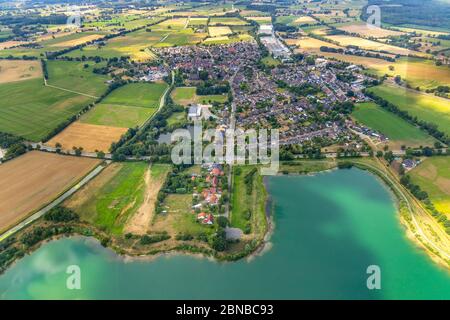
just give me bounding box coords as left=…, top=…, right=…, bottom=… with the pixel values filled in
left=352, top=102, right=436, bottom=148
left=171, top=86, right=228, bottom=106
left=47, top=60, right=110, bottom=97
left=80, top=82, right=168, bottom=128
left=367, top=84, right=450, bottom=136
left=231, top=166, right=267, bottom=237
left=409, top=157, right=450, bottom=216
left=0, top=78, right=93, bottom=141
left=65, top=162, right=149, bottom=235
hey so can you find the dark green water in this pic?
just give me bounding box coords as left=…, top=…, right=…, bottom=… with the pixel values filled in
left=1, top=168, right=449, bottom=299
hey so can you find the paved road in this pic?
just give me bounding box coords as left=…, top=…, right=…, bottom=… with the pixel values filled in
left=0, top=163, right=107, bottom=242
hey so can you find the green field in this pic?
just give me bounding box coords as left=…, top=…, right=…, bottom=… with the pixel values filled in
left=367, top=84, right=450, bottom=136
left=167, top=111, right=186, bottom=126
left=0, top=78, right=93, bottom=141
left=101, top=82, right=167, bottom=108
left=161, top=194, right=215, bottom=236
left=0, top=31, right=107, bottom=58
left=171, top=86, right=228, bottom=105
left=80, top=82, right=168, bottom=128
left=47, top=60, right=110, bottom=97
left=231, top=166, right=267, bottom=236
left=68, top=162, right=148, bottom=235
left=261, top=56, right=281, bottom=67
left=368, top=57, right=450, bottom=90
left=352, top=102, right=436, bottom=148
left=64, top=29, right=167, bottom=61
left=409, top=157, right=450, bottom=215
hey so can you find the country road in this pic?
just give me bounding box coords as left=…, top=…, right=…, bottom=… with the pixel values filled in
left=0, top=163, right=107, bottom=242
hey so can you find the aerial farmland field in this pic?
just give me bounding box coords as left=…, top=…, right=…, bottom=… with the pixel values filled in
left=0, top=31, right=108, bottom=58
left=0, top=151, right=100, bottom=232
left=209, top=17, right=249, bottom=26
left=0, top=59, right=42, bottom=84
left=352, top=102, right=436, bottom=149
left=46, top=60, right=110, bottom=97
left=80, top=82, right=168, bottom=128
left=208, top=26, right=233, bottom=37
left=367, top=84, right=450, bottom=136
left=409, top=157, right=450, bottom=216
left=171, top=86, right=228, bottom=105
left=63, top=162, right=169, bottom=235
left=64, top=29, right=168, bottom=61
left=46, top=122, right=127, bottom=153
left=0, top=78, right=93, bottom=141
left=325, top=34, right=426, bottom=57
left=336, top=23, right=405, bottom=38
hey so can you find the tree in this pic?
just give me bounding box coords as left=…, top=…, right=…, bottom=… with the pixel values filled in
left=216, top=216, right=229, bottom=228
left=209, top=229, right=228, bottom=251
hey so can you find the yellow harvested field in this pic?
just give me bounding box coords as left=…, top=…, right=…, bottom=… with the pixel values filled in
left=49, top=34, right=104, bottom=47
left=46, top=122, right=128, bottom=153
left=394, top=26, right=449, bottom=37
left=0, top=60, right=42, bottom=84
left=0, top=151, right=100, bottom=232
left=294, top=16, right=317, bottom=24
left=36, top=30, right=76, bottom=42
left=286, top=36, right=342, bottom=53
left=247, top=16, right=272, bottom=23
left=208, top=26, right=232, bottom=37
left=156, top=18, right=188, bottom=29
left=337, top=24, right=405, bottom=38
left=325, top=35, right=428, bottom=56
left=204, top=36, right=229, bottom=43
left=0, top=41, right=26, bottom=50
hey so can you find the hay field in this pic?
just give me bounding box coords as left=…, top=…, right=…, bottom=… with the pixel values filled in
left=209, top=17, right=248, bottom=26
left=49, top=34, right=104, bottom=47
left=325, top=34, right=426, bottom=56
left=46, top=122, right=127, bottom=152
left=337, top=23, right=405, bottom=38
left=208, top=26, right=233, bottom=37
left=0, top=60, right=42, bottom=84
left=0, top=151, right=100, bottom=232
left=369, top=58, right=450, bottom=89
left=286, top=36, right=343, bottom=53
left=64, top=29, right=168, bottom=61
left=409, top=157, right=450, bottom=216
left=247, top=16, right=272, bottom=25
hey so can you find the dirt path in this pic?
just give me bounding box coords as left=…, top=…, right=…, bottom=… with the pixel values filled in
left=43, top=77, right=99, bottom=99
left=124, top=165, right=166, bottom=235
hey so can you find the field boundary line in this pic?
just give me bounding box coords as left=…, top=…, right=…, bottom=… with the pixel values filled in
left=43, top=77, right=99, bottom=99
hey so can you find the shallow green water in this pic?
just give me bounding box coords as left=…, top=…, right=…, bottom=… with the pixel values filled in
left=1, top=168, right=449, bottom=299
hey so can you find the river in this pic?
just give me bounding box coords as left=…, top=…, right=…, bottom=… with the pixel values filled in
left=1, top=168, right=449, bottom=299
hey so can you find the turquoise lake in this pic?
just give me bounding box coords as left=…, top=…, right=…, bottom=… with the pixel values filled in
left=1, top=168, right=449, bottom=299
